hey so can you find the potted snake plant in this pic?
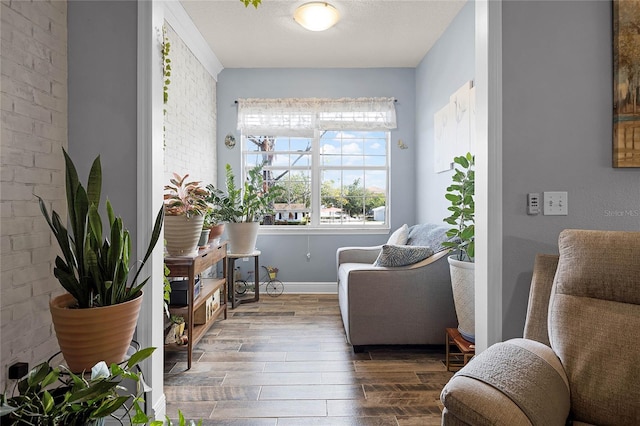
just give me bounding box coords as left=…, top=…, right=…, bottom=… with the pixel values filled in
left=442, top=152, right=475, bottom=343
left=36, top=149, right=163, bottom=373
left=206, top=163, right=282, bottom=254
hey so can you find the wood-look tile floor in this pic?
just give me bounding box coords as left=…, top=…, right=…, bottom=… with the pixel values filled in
left=164, top=294, right=453, bottom=425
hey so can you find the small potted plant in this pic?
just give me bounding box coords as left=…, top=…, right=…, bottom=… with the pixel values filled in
left=164, top=173, right=210, bottom=256
left=206, top=163, right=283, bottom=254
left=203, top=206, right=225, bottom=247
left=442, top=152, right=475, bottom=343
left=36, top=149, right=163, bottom=373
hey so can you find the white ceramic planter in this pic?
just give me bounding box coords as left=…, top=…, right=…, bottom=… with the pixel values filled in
left=164, top=215, right=204, bottom=257
left=448, top=255, right=475, bottom=343
left=226, top=222, right=259, bottom=254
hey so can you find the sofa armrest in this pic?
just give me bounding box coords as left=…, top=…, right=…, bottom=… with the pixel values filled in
left=336, top=245, right=382, bottom=268
left=441, top=338, right=570, bottom=426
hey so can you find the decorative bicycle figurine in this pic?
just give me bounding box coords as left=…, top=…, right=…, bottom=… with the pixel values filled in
left=234, top=265, right=284, bottom=297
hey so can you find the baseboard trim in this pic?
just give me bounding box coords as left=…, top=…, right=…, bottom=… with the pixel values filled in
left=280, top=282, right=337, bottom=294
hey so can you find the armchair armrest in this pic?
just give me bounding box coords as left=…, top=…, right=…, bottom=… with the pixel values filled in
left=441, top=338, right=570, bottom=426
left=336, top=245, right=382, bottom=267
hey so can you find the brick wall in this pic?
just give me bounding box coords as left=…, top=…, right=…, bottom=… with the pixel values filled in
left=1, top=0, right=67, bottom=389
left=163, top=23, right=217, bottom=187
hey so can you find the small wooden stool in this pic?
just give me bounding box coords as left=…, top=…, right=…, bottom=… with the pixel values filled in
left=445, top=327, right=475, bottom=371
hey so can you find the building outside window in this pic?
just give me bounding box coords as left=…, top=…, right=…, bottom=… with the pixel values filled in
left=237, top=98, right=396, bottom=231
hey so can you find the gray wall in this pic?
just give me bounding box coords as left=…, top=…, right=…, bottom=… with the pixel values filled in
left=216, top=68, right=416, bottom=283
left=68, top=0, right=139, bottom=254
left=415, top=1, right=475, bottom=224
left=501, top=0, right=640, bottom=339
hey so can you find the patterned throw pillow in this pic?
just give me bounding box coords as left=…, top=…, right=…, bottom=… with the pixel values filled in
left=387, top=224, right=409, bottom=245
left=374, top=244, right=434, bottom=267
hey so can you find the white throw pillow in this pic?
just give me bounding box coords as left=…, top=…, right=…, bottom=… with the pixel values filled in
left=387, top=224, right=409, bottom=245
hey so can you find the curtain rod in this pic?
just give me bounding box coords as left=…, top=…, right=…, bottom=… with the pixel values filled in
left=234, top=99, right=398, bottom=103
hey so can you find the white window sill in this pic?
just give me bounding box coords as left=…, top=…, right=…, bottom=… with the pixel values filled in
left=258, top=226, right=390, bottom=236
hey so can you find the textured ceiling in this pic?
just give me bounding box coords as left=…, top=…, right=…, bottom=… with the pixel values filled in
left=180, top=0, right=467, bottom=68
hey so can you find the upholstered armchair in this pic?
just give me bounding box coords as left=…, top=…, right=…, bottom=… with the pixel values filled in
left=336, top=224, right=457, bottom=352
left=440, top=229, right=640, bottom=425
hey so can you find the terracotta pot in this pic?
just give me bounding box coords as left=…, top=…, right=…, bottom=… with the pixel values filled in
left=226, top=222, right=259, bottom=254
left=164, top=214, right=204, bottom=256
left=448, top=256, right=475, bottom=343
left=207, top=223, right=225, bottom=245
left=50, top=292, right=143, bottom=373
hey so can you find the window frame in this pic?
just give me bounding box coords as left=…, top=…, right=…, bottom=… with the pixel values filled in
left=241, top=130, right=391, bottom=234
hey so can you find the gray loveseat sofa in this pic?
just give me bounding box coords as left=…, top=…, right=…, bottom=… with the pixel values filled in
left=336, top=224, right=457, bottom=352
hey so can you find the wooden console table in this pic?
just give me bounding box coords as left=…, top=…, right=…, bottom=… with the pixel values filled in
left=445, top=327, right=475, bottom=371
left=164, top=242, right=227, bottom=369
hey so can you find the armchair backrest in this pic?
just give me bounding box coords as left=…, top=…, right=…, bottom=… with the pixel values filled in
left=549, top=229, right=640, bottom=425
left=523, top=253, right=559, bottom=346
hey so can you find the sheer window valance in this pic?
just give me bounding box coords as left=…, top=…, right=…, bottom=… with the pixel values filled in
left=236, top=97, right=397, bottom=136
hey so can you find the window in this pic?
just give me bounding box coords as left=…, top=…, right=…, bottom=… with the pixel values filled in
left=238, top=98, right=396, bottom=230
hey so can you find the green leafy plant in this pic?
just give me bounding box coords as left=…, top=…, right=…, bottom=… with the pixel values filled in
left=206, top=163, right=283, bottom=223
left=36, top=149, right=164, bottom=309
left=162, top=26, right=171, bottom=106
left=240, top=0, right=262, bottom=8
left=442, top=153, right=475, bottom=262
left=0, top=348, right=156, bottom=425
left=164, top=173, right=209, bottom=218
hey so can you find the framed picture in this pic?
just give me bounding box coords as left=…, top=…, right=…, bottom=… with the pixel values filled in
left=613, top=0, right=640, bottom=167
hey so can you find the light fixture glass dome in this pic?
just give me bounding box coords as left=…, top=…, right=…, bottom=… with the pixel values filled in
left=294, top=2, right=340, bottom=32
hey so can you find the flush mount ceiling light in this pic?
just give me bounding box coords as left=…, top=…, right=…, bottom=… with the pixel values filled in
left=294, top=2, right=340, bottom=32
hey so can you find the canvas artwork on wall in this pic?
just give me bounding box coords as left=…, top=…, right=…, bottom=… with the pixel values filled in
left=434, top=81, right=475, bottom=173
left=613, top=0, right=640, bottom=167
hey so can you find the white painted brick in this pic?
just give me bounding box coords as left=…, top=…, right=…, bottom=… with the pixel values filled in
left=13, top=97, right=52, bottom=123
left=0, top=76, right=35, bottom=102
left=12, top=200, right=45, bottom=217
left=0, top=201, right=11, bottom=217
left=50, top=49, right=66, bottom=73
left=1, top=3, right=33, bottom=37
left=6, top=27, right=51, bottom=65
left=1, top=95, right=14, bottom=114
left=0, top=251, right=30, bottom=272
left=11, top=231, right=50, bottom=251
left=1, top=235, right=11, bottom=254
left=1, top=284, right=32, bottom=306
left=1, top=38, right=34, bottom=69
left=2, top=110, right=34, bottom=134
left=32, top=337, right=61, bottom=366
left=31, top=276, right=57, bottom=296
left=10, top=132, right=53, bottom=153
left=1, top=0, right=67, bottom=391
left=14, top=165, right=51, bottom=184
left=9, top=0, right=58, bottom=30
left=3, top=60, right=51, bottom=93
left=34, top=152, right=63, bottom=170
left=0, top=217, right=34, bottom=235
left=33, top=121, right=66, bottom=142
left=0, top=147, right=34, bottom=167
left=50, top=169, right=63, bottom=186
left=51, top=81, right=65, bottom=99
left=1, top=307, right=12, bottom=327
left=32, top=90, right=63, bottom=114
left=0, top=182, right=36, bottom=201
left=0, top=166, right=14, bottom=182
left=33, top=24, right=65, bottom=55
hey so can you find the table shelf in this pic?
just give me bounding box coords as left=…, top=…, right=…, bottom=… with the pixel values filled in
left=164, top=242, right=227, bottom=369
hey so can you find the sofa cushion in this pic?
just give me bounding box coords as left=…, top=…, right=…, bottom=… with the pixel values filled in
left=373, top=244, right=434, bottom=267
left=406, top=224, right=451, bottom=252
left=387, top=224, right=409, bottom=245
